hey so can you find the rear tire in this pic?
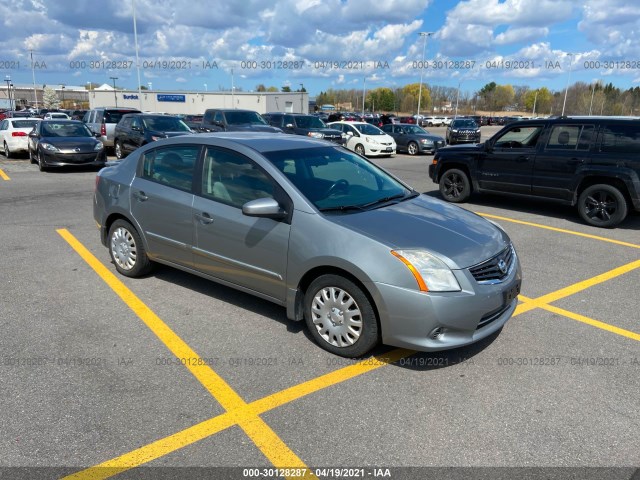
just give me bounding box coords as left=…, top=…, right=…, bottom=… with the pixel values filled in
left=3, top=142, right=11, bottom=158
left=577, top=184, right=627, bottom=228
left=439, top=168, right=471, bottom=203
left=115, top=140, right=126, bottom=159
left=304, top=274, right=379, bottom=357
left=108, top=219, right=153, bottom=277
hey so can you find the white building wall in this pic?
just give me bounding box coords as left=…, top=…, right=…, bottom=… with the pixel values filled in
left=88, top=90, right=308, bottom=114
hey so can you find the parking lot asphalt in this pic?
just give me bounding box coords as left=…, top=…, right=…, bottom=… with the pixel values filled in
left=0, top=129, right=638, bottom=480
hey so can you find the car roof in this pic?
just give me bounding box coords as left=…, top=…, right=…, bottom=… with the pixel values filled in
left=41, top=119, right=83, bottom=123
left=161, top=132, right=333, bottom=153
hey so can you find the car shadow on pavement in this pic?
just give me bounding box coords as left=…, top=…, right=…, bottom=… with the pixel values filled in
left=150, top=264, right=306, bottom=336
left=423, top=190, right=640, bottom=231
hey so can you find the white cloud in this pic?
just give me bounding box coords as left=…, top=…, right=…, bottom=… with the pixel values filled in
left=578, top=0, right=640, bottom=57
left=494, top=27, right=549, bottom=45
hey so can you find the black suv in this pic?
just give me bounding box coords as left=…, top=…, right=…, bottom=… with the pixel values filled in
left=263, top=113, right=345, bottom=145
left=429, top=116, right=640, bottom=227
left=446, top=118, right=481, bottom=145
left=200, top=109, right=282, bottom=133
left=113, top=114, right=192, bottom=159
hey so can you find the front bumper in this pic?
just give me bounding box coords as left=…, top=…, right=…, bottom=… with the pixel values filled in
left=40, top=149, right=107, bottom=168
left=370, top=256, right=522, bottom=352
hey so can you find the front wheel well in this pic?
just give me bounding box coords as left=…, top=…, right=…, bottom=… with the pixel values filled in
left=294, top=266, right=381, bottom=330
left=576, top=177, right=631, bottom=206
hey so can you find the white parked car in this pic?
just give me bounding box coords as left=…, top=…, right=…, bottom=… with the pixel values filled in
left=0, top=118, right=41, bottom=157
left=422, top=116, right=443, bottom=127
left=327, top=121, right=396, bottom=157
left=43, top=112, right=70, bottom=120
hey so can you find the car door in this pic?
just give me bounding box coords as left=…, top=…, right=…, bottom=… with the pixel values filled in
left=532, top=124, right=594, bottom=201
left=130, top=144, right=200, bottom=267
left=192, top=146, right=291, bottom=301
left=129, top=116, right=145, bottom=152
left=0, top=120, right=7, bottom=146
left=477, top=124, right=544, bottom=194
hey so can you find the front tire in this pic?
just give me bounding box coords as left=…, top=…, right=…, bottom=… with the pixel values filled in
left=29, top=148, right=36, bottom=164
left=407, top=141, right=419, bottom=156
left=108, top=219, right=153, bottom=277
left=578, top=184, right=627, bottom=228
left=354, top=144, right=366, bottom=156
left=439, top=168, right=471, bottom=203
left=37, top=149, right=47, bottom=172
left=304, top=274, right=379, bottom=357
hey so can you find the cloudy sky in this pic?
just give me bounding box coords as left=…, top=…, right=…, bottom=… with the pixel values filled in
left=3, top=0, right=639, bottom=94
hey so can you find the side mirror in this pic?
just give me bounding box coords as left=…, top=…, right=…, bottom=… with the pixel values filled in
left=94, top=132, right=101, bottom=138
left=346, top=131, right=354, bottom=136
left=29, top=131, right=37, bottom=137
left=285, top=124, right=294, bottom=129
left=131, top=125, right=141, bottom=132
left=242, top=198, right=286, bottom=220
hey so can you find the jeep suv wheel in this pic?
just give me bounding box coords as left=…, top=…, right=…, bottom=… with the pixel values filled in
left=578, top=184, right=628, bottom=228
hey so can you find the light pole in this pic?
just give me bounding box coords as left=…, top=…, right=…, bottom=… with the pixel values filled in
left=5, top=76, right=13, bottom=112
left=299, top=83, right=304, bottom=113
left=362, top=76, right=366, bottom=116
left=31, top=50, right=38, bottom=109
left=60, top=84, right=65, bottom=109
left=204, top=83, right=208, bottom=92
left=532, top=90, right=538, bottom=116
left=561, top=53, right=574, bottom=116
left=417, top=31, right=434, bottom=118
left=231, top=69, right=235, bottom=109
left=132, top=0, right=143, bottom=110
left=589, top=81, right=598, bottom=116
left=454, top=80, right=462, bottom=118
left=147, top=82, right=152, bottom=90
left=110, top=76, right=118, bottom=107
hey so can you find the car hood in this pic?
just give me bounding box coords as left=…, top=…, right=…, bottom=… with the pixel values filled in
left=148, top=130, right=192, bottom=138
left=328, top=194, right=509, bottom=269
left=41, top=136, right=101, bottom=150
left=227, top=124, right=283, bottom=133
left=412, top=133, right=444, bottom=142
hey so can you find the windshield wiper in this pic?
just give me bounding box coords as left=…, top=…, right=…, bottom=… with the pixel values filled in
left=361, top=191, right=419, bottom=209
left=318, top=204, right=368, bottom=213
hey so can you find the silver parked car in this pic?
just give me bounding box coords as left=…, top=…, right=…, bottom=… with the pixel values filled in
left=94, top=133, right=521, bottom=357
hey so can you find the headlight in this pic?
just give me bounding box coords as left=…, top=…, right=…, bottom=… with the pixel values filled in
left=420, top=139, right=434, bottom=145
left=40, top=143, right=59, bottom=152
left=365, top=136, right=379, bottom=144
left=391, top=250, right=461, bottom=292
left=151, top=135, right=166, bottom=141
left=451, top=129, right=458, bottom=133
left=308, top=132, right=324, bottom=139
left=94, top=142, right=104, bottom=151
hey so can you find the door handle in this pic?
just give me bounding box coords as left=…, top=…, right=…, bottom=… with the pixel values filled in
left=195, top=212, right=214, bottom=224
left=132, top=191, right=148, bottom=201
left=567, top=158, right=584, bottom=166
left=515, top=156, right=530, bottom=163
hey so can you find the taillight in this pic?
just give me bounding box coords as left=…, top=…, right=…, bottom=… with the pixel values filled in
left=12, top=132, right=27, bottom=137
left=100, top=123, right=106, bottom=136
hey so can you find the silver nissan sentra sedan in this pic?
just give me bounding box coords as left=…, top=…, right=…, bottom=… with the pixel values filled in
left=94, top=133, right=521, bottom=357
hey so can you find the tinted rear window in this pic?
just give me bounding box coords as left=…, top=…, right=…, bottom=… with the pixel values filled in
left=104, top=110, right=138, bottom=124
left=600, top=124, right=640, bottom=154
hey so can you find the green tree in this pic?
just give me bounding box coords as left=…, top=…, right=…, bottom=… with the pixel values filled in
left=493, top=84, right=515, bottom=110
left=255, top=84, right=267, bottom=92
left=267, top=86, right=279, bottom=92
left=42, top=87, right=60, bottom=109
left=281, top=86, right=291, bottom=92
left=401, top=83, right=431, bottom=113
left=524, top=87, right=553, bottom=114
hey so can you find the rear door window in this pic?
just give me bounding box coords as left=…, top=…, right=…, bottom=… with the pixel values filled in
left=599, top=124, right=640, bottom=154
left=141, top=145, right=199, bottom=192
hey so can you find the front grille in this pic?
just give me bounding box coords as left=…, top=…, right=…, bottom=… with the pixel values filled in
left=469, top=245, right=515, bottom=283
left=476, top=303, right=510, bottom=330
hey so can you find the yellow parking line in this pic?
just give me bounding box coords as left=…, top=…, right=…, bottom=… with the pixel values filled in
left=0, top=168, right=10, bottom=181
left=56, top=229, right=317, bottom=480
left=477, top=213, right=640, bottom=250
left=520, top=295, right=640, bottom=342
left=514, top=259, right=640, bottom=316
left=64, top=348, right=413, bottom=480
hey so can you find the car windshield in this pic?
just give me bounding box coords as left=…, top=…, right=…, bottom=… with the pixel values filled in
left=403, top=125, right=428, bottom=134
left=353, top=123, right=385, bottom=135
left=12, top=120, right=39, bottom=129
left=42, top=122, right=92, bottom=137
left=50, top=114, right=68, bottom=118
left=263, top=146, right=412, bottom=211
left=453, top=120, right=478, bottom=128
left=293, top=116, right=326, bottom=129
left=225, top=111, right=268, bottom=125
left=142, top=116, right=191, bottom=132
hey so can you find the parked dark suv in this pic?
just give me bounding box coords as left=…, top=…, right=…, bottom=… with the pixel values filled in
left=263, top=113, right=345, bottom=145
left=429, top=116, right=640, bottom=227
left=200, top=109, right=282, bottom=133
left=114, top=113, right=192, bottom=159
left=446, top=118, right=481, bottom=145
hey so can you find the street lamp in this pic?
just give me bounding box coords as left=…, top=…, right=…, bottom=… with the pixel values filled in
left=204, top=83, right=208, bottom=92
left=60, top=84, right=65, bottom=109
left=110, top=76, right=118, bottom=107
left=561, top=53, right=574, bottom=116
left=30, top=50, right=38, bottom=109
left=454, top=80, right=462, bottom=118
left=417, top=31, right=434, bottom=118
left=362, top=76, right=366, bottom=117
left=532, top=90, right=538, bottom=116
